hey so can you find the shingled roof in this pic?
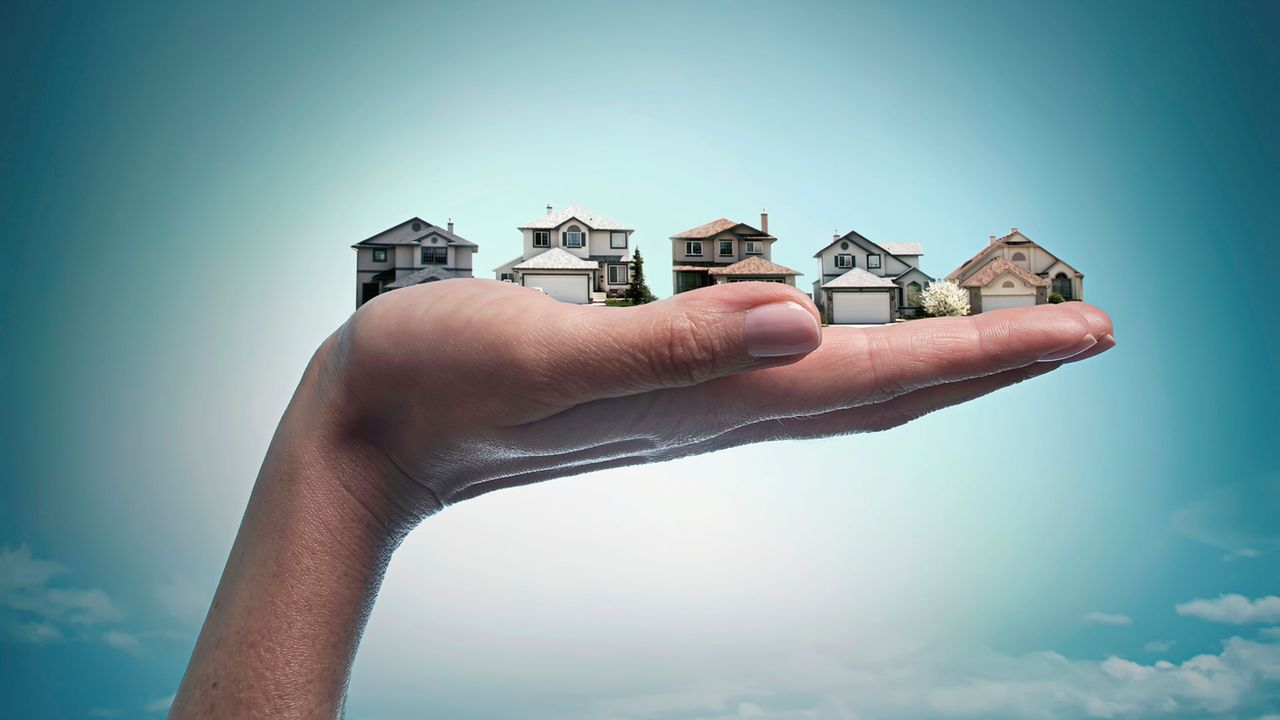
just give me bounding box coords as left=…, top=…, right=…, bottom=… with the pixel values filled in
left=513, top=247, right=599, bottom=271
left=821, top=267, right=898, bottom=289
left=881, top=242, right=924, bottom=256
left=958, top=257, right=1049, bottom=288
left=352, top=217, right=477, bottom=248
left=707, top=256, right=801, bottom=276
left=385, top=266, right=464, bottom=289
left=519, top=204, right=631, bottom=231
left=671, top=218, right=772, bottom=240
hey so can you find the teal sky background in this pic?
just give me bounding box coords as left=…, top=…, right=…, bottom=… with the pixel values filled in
left=2, top=1, right=1278, bottom=718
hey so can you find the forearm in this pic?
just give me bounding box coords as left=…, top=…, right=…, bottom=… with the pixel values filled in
left=170, top=380, right=398, bottom=719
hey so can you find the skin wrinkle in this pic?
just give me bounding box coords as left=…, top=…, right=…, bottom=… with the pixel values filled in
left=169, top=280, right=1113, bottom=719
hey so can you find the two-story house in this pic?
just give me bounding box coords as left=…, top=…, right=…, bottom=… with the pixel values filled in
left=670, top=211, right=802, bottom=293
left=352, top=217, right=478, bottom=307
left=945, top=228, right=1083, bottom=312
left=811, top=230, right=932, bottom=324
left=492, top=204, right=634, bottom=304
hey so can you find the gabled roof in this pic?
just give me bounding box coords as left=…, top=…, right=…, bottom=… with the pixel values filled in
left=385, top=266, right=464, bottom=289
left=812, top=230, right=896, bottom=259
left=352, top=217, right=477, bottom=248
left=946, top=229, right=1058, bottom=282
left=513, top=247, right=599, bottom=271
left=707, top=256, right=801, bottom=276
left=822, top=267, right=898, bottom=289
left=881, top=242, right=923, bottom=256
left=519, top=204, right=632, bottom=231
left=671, top=218, right=774, bottom=240
left=958, top=257, right=1049, bottom=288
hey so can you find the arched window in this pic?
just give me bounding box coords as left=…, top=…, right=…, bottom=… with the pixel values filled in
left=564, top=224, right=584, bottom=247
left=1052, top=273, right=1073, bottom=300
left=1001, top=280, right=1016, bottom=288
left=1011, top=251, right=1027, bottom=263
left=906, top=281, right=923, bottom=307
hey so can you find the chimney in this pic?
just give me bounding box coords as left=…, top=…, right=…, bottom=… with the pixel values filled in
left=833, top=231, right=839, bottom=241
left=546, top=203, right=553, bottom=215
left=760, top=209, right=769, bottom=234
left=989, top=234, right=998, bottom=246
left=447, top=218, right=454, bottom=234
left=1009, top=227, right=1019, bottom=235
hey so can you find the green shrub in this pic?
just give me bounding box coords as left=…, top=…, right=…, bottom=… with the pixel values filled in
left=1048, top=292, right=1065, bottom=304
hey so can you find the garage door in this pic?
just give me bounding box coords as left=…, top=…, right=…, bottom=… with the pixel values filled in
left=831, top=291, right=891, bottom=324
left=522, top=273, right=591, bottom=304
left=981, top=293, right=1035, bottom=312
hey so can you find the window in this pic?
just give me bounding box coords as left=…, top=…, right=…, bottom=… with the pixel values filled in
left=563, top=225, right=584, bottom=247
left=835, top=254, right=854, bottom=269
left=533, top=231, right=550, bottom=248
left=411, top=222, right=422, bottom=232
left=1001, top=280, right=1016, bottom=288
left=745, top=241, right=763, bottom=255
left=500, top=272, right=515, bottom=282
left=608, top=264, right=629, bottom=285
left=421, top=246, right=447, bottom=264
left=686, top=240, right=703, bottom=256
left=867, top=253, right=882, bottom=269
left=906, top=281, right=923, bottom=307
left=840, top=241, right=850, bottom=250
left=610, top=231, right=627, bottom=249
left=1052, top=272, right=1073, bottom=300
left=1011, top=251, right=1028, bottom=262
left=372, top=248, right=387, bottom=262
left=719, top=240, right=734, bottom=257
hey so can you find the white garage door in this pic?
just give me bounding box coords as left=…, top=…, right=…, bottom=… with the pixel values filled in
left=981, top=293, right=1035, bottom=312
left=831, top=291, right=891, bottom=324
left=523, top=273, right=591, bottom=304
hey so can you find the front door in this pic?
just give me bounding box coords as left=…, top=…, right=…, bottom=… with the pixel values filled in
left=360, top=282, right=380, bottom=306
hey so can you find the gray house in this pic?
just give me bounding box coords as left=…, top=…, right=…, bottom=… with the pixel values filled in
left=352, top=217, right=478, bottom=308
left=669, top=211, right=802, bottom=293
left=492, top=204, right=634, bottom=304
left=812, top=230, right=932, bottom=324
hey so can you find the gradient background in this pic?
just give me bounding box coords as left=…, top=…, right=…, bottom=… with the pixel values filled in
left=3, top=1, right=1279, bottom=718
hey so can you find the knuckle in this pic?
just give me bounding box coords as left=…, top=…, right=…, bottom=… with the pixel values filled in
left=647, top=310, right=725, bottom=387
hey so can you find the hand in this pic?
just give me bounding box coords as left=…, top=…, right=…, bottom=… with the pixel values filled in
left=172, top=278, right=1112, bottom=719
left=305, top=279, right=1113, bottom=535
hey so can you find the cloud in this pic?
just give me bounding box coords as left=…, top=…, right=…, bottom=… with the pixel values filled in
left=1085, top=611, right=1133, bottom=626
left=1177, top=595, right=1280, bottom=625
left=1262, top=628, right=1280, bottom=639
left=101, top=630, right=142, bottom=655
left=1144, top=640, right=1176, bottom=652
left=143, top=694, right=175, bottom=713
left=1171, top=478, right=1280, bottom=557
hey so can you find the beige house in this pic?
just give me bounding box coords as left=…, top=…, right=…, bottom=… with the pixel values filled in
left=352, top=217, right=478, bottom=307
left=670, top=212, right=802, bottom=293
left=946, top=228, right=1083, bottom=312
left=811, top=230, right=932, bottom=324
left=493, top=204, right=634, bottom=304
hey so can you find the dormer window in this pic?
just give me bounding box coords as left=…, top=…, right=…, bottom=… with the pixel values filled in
left=835, top=254, right=854, bottom=269
left=421, top=247, right=447, bottom=264
left=533, top=231, right=550, bottom=248
left=610, top=231, right=627, bottom=249
left=1011, top=251, right=1028, bottom=263
left=1001, top=280, right=1016, bottom=288
left=372, top=248, right=387, bottom=262
left=564, top=225, right=584, bottom=248
left=686, top=240, right=703, bottom=256
left=719, top=240, right=734, bottom=257
left=411, top=222, right=422, bottom=232
left=867, top=254, right=882, bottom=269
left=745, top=241, right=763, bottom=255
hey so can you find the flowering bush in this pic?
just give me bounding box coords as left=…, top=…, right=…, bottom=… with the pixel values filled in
left=922, top=280, right=971, bottom=317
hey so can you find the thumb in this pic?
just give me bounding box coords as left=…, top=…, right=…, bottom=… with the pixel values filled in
left=549, top=282, right=822, bottom=402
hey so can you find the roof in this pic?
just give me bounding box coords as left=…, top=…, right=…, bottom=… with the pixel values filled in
left=822, top=267, right=898, bottom=289
left=946, top=229, right=1058, bottom=282
left=519, top=204, right=631, bottom=231
left=352, top=217, right=477, bottom=248
left=812, top=230, right=895, bottom=259
left=958, top=257, right=1049, bottom=288
left=513, top=247, right=599, bottom=271
left=881, top=242, right=923, bottom=256
left=385, top=266, right=464, bottom=289
left=588, top=254, right=629, bottom=263
left=671, top=218, right=773, bottom=240
left=707, top=256, right=801, bottom=276
left=672, top=265, right=712, bottom=272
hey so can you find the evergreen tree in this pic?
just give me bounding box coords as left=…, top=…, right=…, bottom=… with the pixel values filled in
left=624, top=247, right=657, bottom=305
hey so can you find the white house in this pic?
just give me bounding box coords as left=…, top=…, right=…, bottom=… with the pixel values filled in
left=493, top=204, right=634, bottom=304
left=945, top=228, right=1084, bottom=312
left=352, top=217, right=478, bottom=307
left=812, top=230, right=932, bottom=324
left=670, top=211, right=802, bottom=293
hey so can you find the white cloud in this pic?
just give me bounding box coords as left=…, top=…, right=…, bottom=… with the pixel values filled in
left=1177, top=595, right=1280, bottom=625
left=143, top=694, right=175, bottom=713
left=1144, top=640, right=1175, bottom=652
left=101, top=630, right=142, bottom=655
left=1262, top=628, right=1280, bottom=639
left=1172, top=478, right=1280, bottom=557
left=0, top=545, right=130, bottom=648
left=1085, top=611, right=1132, bottom=626
left=13, top=621, right=62, bottom=644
